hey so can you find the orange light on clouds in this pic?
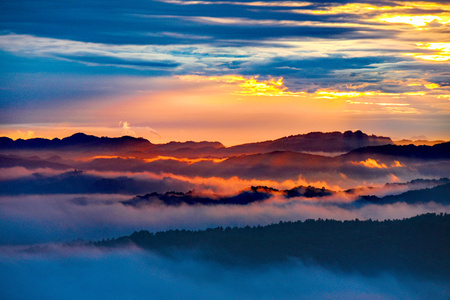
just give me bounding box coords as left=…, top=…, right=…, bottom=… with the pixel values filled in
left=391, top=161, right=405, bottom=167
left=352, top=158, right=387, bottom=169
left=308, top=3, right=395, bottom=15
left=425, top=83, right=440, bottom=89
left=315, top=91, right=375, bottom=99
left=378, top=15, right=446, bottom=27
left=405, top=42, right=450, bottom=62
left=143, top=156, right=227, bottom=164
left=178, top=75, right=305, bottom=97
left=2, top=71, right=448, bottom=146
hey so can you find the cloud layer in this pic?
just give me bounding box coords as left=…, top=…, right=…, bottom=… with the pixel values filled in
left=0, top=245, right=447, bottom=300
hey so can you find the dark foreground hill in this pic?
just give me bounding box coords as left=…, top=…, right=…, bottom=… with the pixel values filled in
left=95, top=213, right=450, bottom=281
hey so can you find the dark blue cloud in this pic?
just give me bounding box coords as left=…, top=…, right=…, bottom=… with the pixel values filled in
left=0, top=0, right=448, bottom=109
left=243, top=56, right=401, bottom=75
left=0, top=0, right=382, bottom=46
left=55, top=54, right=181, bottom=68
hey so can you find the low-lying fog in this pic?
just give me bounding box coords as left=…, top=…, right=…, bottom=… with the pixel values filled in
left=1, top=246, right=447, bottom=300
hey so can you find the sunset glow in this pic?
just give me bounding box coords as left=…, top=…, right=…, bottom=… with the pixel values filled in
left=1, top=1, right=449, bottom=298
left=1, top=0, right=449, bottom=142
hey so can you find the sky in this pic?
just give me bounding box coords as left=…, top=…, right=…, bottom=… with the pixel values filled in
left=1, top=0, right=449, bottom=145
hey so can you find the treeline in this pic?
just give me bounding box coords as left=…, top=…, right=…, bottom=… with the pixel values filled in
left=95, top=213, right=450, bottom=280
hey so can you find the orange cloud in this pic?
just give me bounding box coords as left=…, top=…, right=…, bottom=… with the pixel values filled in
left=379, top=15, right=447, bottom=27
left=177, top=75, right=305, bottom=97
left=351, top=158, right=387, bottom=169
left=389, top=174, right=401, bottom=183
left=143, top=156, right=227, bottom=164
left=296, top=1, right=450, bottom=30
left=391, top=161, right=405, bottom=168
left=405, top=42, right=450, bottom=62
left=85, top=168, right=338, bottom=195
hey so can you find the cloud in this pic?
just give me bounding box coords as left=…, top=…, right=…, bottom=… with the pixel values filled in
left=0, top=169, right=195, bottom=196
left=405, top=42, right=450, bottom=62
left=0, top=0, right=449, bottom=149
left=0, top=34, right=190, bottom=70
left=147, top=127, right=162, bottom=140
left=119, top=121, right=161, bottom=139
left=119, top=121, right=136, bottom=137
left=0, top=167, right=65, bottom=180
left=391, top=160, right=404, bottom=167
left=1, top=189, right=448, bottom=245
left=351, top=158, right=388, bottom=169
left=178, top=75, right=305, bottom=97
left=1, top=246, right=446, bottom=300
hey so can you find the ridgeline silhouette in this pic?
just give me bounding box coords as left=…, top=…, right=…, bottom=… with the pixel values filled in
left=95, top=213, right=450, bottom=281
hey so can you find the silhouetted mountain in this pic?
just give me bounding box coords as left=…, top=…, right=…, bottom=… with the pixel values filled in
left=344, top=178, right=450, bottom=197
left=95, top=213, right=450, bottom=280
left=0, top=170, right=192, bottom=195
left=0, top=130, right=392, bottom=156
left=222, top=130, right=393, bottom=155
left=356, top=182, right=450, bottom=206
left=121, top=185, right=334, bottom=207
left=122, top=187, right=272, bottom=206
left=385, top=178, right=450, bottom=187
left=73, top=146, right=449, bottom=184
left=394, top=139, right=447, bottom=146
left=343, top=142, right=450, bottom=160
left=0, top=154, right=72, bottom=170
left=0, top=133, right=154, bottom=152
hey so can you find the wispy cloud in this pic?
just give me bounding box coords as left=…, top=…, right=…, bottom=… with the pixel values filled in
left=119, top=121, right=136, bottom=136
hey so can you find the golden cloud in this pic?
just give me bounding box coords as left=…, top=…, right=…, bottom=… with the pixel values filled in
left=352, top=158, right=388, bottom=169
left=177, top=75, right=305, bottom=97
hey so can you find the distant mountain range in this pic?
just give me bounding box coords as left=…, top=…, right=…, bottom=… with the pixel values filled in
left=1, top=142, right=449, bottom=185
left=221, top=130, right=393, bottom=155
left=356, top=182, right=450, bottom=206
left=343, top=142, right=450, bottom=160
left=394, top=139, right=447, bottom=146
left=122, top=179, right=450, bottom=207
left=121, top=185, right=333, bottom=207
left=0, top=130, right=394, bottom=155
left=0, top=133, right=152, bottom=152
left=1, top=131, right=449, bottom=186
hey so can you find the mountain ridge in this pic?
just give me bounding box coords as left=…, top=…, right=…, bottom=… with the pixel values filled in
left=0, top=130, right=395, bottom=155
left=222, top=130, right=393, bottom=155
left=93, top=213, right=450, bottom=280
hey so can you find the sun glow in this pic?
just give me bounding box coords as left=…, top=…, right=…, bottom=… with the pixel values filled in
left=315, top=91, right=375, bottom=99
left=238, top=77, right=305, bottom=97
left=178, top=75, right=305, bottom=97
left=378, top=15, right=445, bottom=27
left=302, top=1, right=450, bottom=21
left=406, top=42, right=450, bottom=61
